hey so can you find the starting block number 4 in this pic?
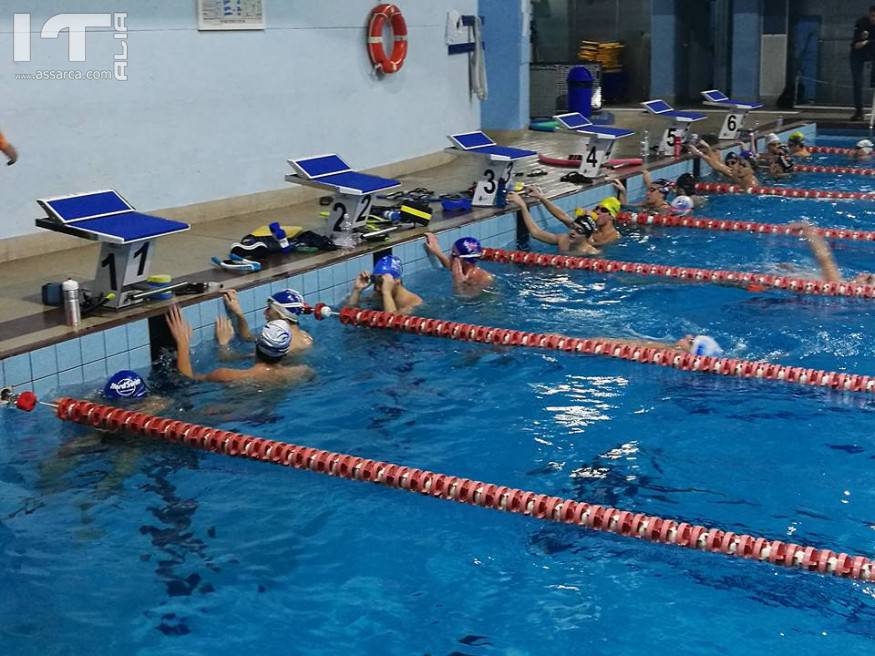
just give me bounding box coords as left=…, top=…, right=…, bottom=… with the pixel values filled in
left=577, top=140, right=614, bottom=178
left=473, top=161, right=514, bottom=206
left=718, top=112, right=744, bottom=140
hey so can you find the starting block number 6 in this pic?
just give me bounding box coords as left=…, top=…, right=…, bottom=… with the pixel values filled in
left=719, top=112, right=743, bottom=140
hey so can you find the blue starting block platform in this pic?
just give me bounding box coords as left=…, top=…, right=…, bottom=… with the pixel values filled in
left=553, top=112, right=635, bottom=178
left=36, top=189, right=190, bottom=309
left=701, top=89, right=763, bottom=140
left=641, top=99, right=707, bottom=156
left=286, top=154, right=400, bottom=247
left=447, top=131, right=537, bottom=206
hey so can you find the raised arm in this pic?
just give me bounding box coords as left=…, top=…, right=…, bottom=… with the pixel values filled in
left=688, top=143, right=734, bottom=177
left=165, top=305, right=202, bottom=380
left=423, top=232, right=451, bottom=269
left=507, top=192, right=560, bottom=245
left=796, top=223, right=843, bottom=283
left=526, top=186, right=573, bottom=227
left=345, top=271, right=372, bottom=307
left=223, top=290, right=254, bottom=341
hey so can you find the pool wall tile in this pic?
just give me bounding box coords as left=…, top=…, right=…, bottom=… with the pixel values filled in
left=104, top=325, right=129, bottom=355
left=56, top=338, right=82, bottom=371
left=316, top=263, right=336, bottom=292
left=126, top=320, right=149, bottom=350
left=130, top=346, right=151, bottom=371
left=80, top=332, right=106, bottom=363
left=106, top=351, right=130, bottom=373
left=198, top=299, right=221, bottom=329
left=58, top=366, right=84, bottom=388
left=30, top=345, right=58, bottom=380
left=238, top=287, right=257, bottom=315
left=32, top=374, right=58, bottom=397
left=3, top=353, right=31, bottom=386
left=83, top=359, right=108, bottom=384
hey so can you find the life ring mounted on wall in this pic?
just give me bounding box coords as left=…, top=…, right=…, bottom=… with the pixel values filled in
left=367, top=4, right=408, bottom=74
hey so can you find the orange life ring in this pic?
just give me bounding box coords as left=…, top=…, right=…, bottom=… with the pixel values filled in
left=367, top=4, right=408, bottom=74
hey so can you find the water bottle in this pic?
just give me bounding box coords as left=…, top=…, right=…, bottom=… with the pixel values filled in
left=381, top=209, right=401, bottom=223
left=62, top=278, right=81, bottom=327
left=640, top=129, right=650, bottom=162
left=269, top=222, right=290, bottom=250
left=776, top=115, right=784, bottom=129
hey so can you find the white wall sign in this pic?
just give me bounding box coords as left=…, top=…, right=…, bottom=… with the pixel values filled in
left=198, top=0, right=265, bottom=31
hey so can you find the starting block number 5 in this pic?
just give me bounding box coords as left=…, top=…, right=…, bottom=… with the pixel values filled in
left=660, top=126, right=686, bottom=155
left=473, top=161, right=514, bottom=206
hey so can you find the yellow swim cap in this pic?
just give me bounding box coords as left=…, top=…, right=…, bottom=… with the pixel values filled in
left=596, top=196, right=621, bottom=218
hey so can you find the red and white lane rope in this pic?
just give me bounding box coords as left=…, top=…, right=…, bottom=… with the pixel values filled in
left=339, top=308, right=875, bottom=393
left=809, top=146, right=855, bottom=155
left=39, top=396, right=875, bottom=581
left=795, top=164, right=875, bottom=176
left=695, top=181, right=875, bottom=200
left=479, top=247, right=875, bottom=299
left=616, top=211, right=875, bottom=242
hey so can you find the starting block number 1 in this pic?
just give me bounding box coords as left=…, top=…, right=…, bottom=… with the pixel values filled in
left=473, top=161, right=514, bottom=206
left=93, top=240, right=155, bottom=306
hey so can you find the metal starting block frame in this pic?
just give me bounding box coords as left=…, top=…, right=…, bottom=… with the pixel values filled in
left=35, top=190, right=190, bottom=310
left=641, top=99, right=707, bottom=156
left=285, top=154, right=400, bottom=248
left=447, top=131, right=538, bottom=207
left=701, top=89, right=763, bottom=141
left=553, top=112, right=635, bottom=178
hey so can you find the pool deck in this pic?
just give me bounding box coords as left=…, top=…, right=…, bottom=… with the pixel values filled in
left=0, top=107, right=798, bottom=362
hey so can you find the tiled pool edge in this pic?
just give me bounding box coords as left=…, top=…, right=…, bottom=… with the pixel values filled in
left=1, top=122, right=816, bottom=396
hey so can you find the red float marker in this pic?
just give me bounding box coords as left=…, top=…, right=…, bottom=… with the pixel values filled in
left=795, top=164, right=875, bottom=176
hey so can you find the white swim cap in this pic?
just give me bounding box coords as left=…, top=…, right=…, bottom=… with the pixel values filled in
left=857, top=139, right=873, bottom=151
left=256, top=320, right=292, bottom=358
left=690, top=335, right=723, bottom=357
left=766, top=133, right=781, bottom=145
left=670, top=195, right=694, bottom=216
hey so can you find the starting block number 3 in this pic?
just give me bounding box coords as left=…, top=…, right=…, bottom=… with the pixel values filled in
left=473, top=161, right=514, bottom=206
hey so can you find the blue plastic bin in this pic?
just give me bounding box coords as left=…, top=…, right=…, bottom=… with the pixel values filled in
left=567, top=66, right=594, bottom=118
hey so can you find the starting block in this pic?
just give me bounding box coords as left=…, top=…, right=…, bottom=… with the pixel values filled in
left=552, top=112, right=635, bottom=178
left=35, top=190, right=190, bottom=309
left=700, top=89, right=763, bottom=140
left=285, top=154, right=400, bottom=248
left=447, top=131, right=537, bottom=207
left=641, top=99, right=707, bottom=156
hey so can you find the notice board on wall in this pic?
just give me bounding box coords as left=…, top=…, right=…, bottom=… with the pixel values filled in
left=198, top=0, right=265, bottom=30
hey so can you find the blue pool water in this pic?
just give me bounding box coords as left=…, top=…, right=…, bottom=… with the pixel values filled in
left=3, top=171, right=875, bottom=654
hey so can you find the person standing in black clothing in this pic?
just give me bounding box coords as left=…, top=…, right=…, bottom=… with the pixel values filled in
left=850, top=7, right=875, bottom=120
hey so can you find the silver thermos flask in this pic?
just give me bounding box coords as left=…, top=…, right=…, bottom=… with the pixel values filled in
left=62, top=278, right=81, bottom=327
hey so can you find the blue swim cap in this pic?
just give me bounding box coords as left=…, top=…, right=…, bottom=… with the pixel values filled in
left=724, top=151, right=739, bottom=165
left=256, top=320, right=292, bottom=359
left=268, top=288, right=305, bottom=322
left=738, top=149, right=756, bottom=162
left=372, top=255, right=403, bottom=280
left=452, top=237, right=483, bottom=259
left=103, top=370, right=148, bottom=400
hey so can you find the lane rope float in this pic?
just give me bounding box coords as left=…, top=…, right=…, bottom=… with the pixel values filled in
left=615, top=211, right=875, bottom=242
left=794, top=164, right=875, bottom=176
left=4, top=394, right=867, bottom=582
left=479, top=247, right=875, bottom=300
left=695, top=181, right=875, bottom=201
left=339, top=308, right=875, bottom=394
left=808, top=146, right=855, bottom=155
left=367, top=3, right=408, bottom=74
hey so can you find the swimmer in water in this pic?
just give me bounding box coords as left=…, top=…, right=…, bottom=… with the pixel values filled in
left=591, top=334, right=724, bottom=356
left=346, top=254, right=423, bottom=314
left=223, top=288, right=313, bottom=355
left=523, top=185, right=622, bottom=246
left=688, top=142, right=760, bottom=190
left=787, top=132, right=811, bottom=158
left=851, top=139, right=873, bottom=161
left=675, top=173, right=707, bottom=208
left=789, top=221, right=875, bottom=285
left=507, top=190, right=614, bottom=254
left=165, top=305, right=313, bottom=384
left=669, top=195, right=695, bottom=216
left=423, top=233, right=494, bottom=295
left=767, top=146, right=795, bottom=179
